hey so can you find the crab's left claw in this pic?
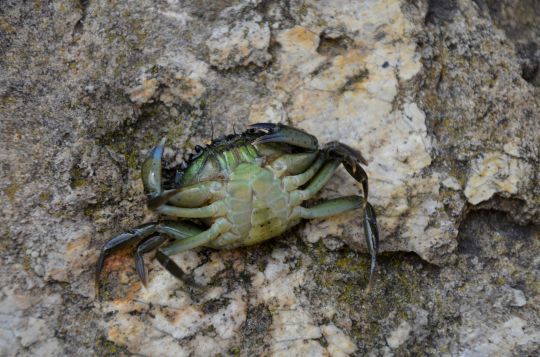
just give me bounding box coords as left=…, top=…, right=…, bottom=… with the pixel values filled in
left=363, top=202, right=379, bottom=291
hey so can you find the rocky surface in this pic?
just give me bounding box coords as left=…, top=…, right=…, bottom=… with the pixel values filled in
left=0, top=0, right=538, bottom=356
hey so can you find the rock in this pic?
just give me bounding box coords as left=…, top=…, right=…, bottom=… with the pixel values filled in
left=322, top=324, right=357, bottom=356
left=128, top=78, right=159, bottom=104
left=510, top=289, right=527, bottom=307
left=460, top=317, right=540, bottom=356
left=206, top=17, right=271, bottom=70
left=1, top=0, right=539, bottom=355
left=464, top=152, right=532, bottom=205
left=14, top=317, right=48, bottom=347
left=386, top=321, right=412, bottom=349
left=442, top=176, right=461, bottom=191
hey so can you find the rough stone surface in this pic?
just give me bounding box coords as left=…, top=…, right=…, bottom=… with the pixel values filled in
left=1, top=0, right=539, bottom=356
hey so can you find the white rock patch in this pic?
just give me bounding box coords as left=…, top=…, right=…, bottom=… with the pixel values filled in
left=322, top=324, right=358, bottom=356
left=386, top=320, right=412, bottom=349
left=465, top=152, right=531, bottom=205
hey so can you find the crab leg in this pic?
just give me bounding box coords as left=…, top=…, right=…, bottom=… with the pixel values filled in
left=292, top=196, right=362, bottom=219
left=96, top=223, right=156, bottom=293
left=155, top=200, right=227, bottom=218
left=166, top=181, right=224, bottom=208
left=324, top=141, right=369, bottom=201
left=289, top=160, right=341, bottom=206
left=159, top=218, right=231, bottom=256
left=95, top=220, right=204, bottom=294
left=270, top=152, right=319, bottom=178
left=156, top=218, right=232, bottom=283
left=323, top=142, right=379, bottom=287
left=282, top=155, right=326, bottom=190
left=363, top=202, right=379, bottom=290
left=146, top=182, right=219, bottom=210
left=286, top=141, right=379, bottom=289
left=135, top=235, right=167, bottom=287
left=292, top=196, right=379, bottom=288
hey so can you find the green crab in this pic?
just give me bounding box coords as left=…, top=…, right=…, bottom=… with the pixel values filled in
left=96, top=123, right=379, bottom=294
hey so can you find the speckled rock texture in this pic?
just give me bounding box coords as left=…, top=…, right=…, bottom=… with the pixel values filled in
left=1, top=0, right=538, bottom=356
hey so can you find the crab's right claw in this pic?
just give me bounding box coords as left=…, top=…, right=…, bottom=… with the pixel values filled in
left=363, top=202, right=379, bottom=291
left=249, top=123, right=319, bottom=151
left=142, top=137, right=166, bottom=201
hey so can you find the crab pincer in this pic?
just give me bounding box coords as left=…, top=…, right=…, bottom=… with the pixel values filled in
left=250, top=123, right=319, bottom=150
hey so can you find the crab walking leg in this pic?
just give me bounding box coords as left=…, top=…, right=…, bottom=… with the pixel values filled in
left=155, top=200, right=227, bottom=218
left=96, top=223, right=156, bottom=293
left=289, top=160, right=341, bottom=206
left=160, top=218, right=231, bottom=256
left=135, top=235, right=167, bottom=287
left=291, top=196, right=363, bottom=219
left=133, top=219, right=208, bottom=287
left=292, top=196, right=379, bottom=290
left=324, top=142, right=378, bottom=286
left=269, top=152, right=319, bottom=178
left=363, top=202, right=379, bottom=290
left=95, top=221, right=204, bottom=294
left=156, top=218, right=232, bottom=283
left=324, top=141, right=369, bottom=202
left=282, top=155, right=326, bottom=191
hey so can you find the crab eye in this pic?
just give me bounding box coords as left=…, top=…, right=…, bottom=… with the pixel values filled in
left=195, top=145, right=203, bottom=153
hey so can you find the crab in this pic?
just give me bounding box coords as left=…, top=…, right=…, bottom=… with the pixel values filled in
left=96, top=123, right=379, bottom=294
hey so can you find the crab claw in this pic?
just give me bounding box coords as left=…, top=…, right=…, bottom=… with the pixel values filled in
left=248, top=122, right=281, bottom=131
left=146, top=188, right=183, bottom=210
left=363, top=202, right=379, bottom=291
left=325, top=141, right=368, bottom=165
left=142, top=137, right=166, bottom=200
left=249, top=123, right=319, bottom=150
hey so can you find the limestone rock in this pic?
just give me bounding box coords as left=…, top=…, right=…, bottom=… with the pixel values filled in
left=206, top=17, right=271, bottom=70
left=1, top=0, right=538, bottom=355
